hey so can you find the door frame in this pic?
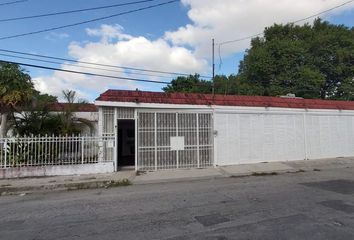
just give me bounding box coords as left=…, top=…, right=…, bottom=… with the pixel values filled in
left=113, top=108, right=137, bottom=172
left=116, top=119, right=136, bottom=171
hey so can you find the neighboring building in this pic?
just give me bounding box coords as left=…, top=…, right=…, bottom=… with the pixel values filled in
left=95, top=89, right=354, bottom=172
left=8, top=103, right=99, bottom=137
left=47, top=103, right=99, bottom=136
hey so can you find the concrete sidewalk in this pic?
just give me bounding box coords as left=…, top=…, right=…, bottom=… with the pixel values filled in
left=1, top=157, right=354, bottom=195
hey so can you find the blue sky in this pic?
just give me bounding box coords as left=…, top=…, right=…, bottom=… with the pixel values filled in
left=0, top=0, right=353, bottom=101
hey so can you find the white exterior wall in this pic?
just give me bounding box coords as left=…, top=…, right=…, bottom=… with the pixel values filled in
left=96, top=101, right=354, bottom=168
left=0, top=162, right=114, bottom=179
left=305, top=114, right=354, bottom=159
left=214, top=107, right=354, bottom=166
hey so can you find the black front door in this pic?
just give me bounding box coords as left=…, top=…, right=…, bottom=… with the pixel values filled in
left=117, top=120, right=135, bottom=167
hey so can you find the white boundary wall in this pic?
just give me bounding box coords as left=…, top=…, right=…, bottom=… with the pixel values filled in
left=0, top=162, right=114, bottom=179
left=97, top=102, right=354, bottom=169
left=214, top=107, right=354, bottom=166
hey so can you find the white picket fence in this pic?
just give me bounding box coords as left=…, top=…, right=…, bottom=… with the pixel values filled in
left=0, top=135, right=115, bottom=169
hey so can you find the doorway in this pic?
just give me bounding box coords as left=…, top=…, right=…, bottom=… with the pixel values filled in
left=117, top=120, right=135, bottom=168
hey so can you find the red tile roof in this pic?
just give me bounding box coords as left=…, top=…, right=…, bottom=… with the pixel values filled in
left=96, top=89, right=354, bottom=110
left=47, top=103, right=98, bottom=112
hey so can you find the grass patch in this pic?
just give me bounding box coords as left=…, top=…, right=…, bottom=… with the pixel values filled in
left=136, top=171, right=146, bottom=176
left=287, top=169, right=306, bottom=174
left=1, top=184, right=11, bottom=187
left=104, top=179, right=131, bottom=188
left=251, top=172, right=278, bottom=176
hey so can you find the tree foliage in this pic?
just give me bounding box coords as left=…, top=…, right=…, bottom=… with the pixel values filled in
left=239, top=19, right=354, bottom=99
left=13, top=90, right=88, bottom=136
left=163, top=74, right=212, bottom=93
left=0, top=63, right=33, bottom=113
left=0, top=63, right=34, bottom=137
left=60, top=90, right=85, bottom=135
left=163, top=19, right=354, bottom=100
left=13, top=108, right=62, bottom=136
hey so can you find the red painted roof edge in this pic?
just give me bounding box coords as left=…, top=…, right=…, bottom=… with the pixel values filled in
left=47, top=103, right=98, bottom=112
left=95, top=89, right=354, bottom=110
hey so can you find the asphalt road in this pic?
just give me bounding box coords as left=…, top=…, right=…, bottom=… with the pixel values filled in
left=2, top=167, right=354, bottom=240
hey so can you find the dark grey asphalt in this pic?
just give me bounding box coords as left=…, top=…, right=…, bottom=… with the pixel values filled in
left=1, top=167, right=354, bottom=239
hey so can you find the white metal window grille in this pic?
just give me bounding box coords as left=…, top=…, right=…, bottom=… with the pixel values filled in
left=103, top=107, right=115, bottom=136
left=117, top=107, right=135, bottom=119
left=137, top=112, right=213, bottom=171
left=0, top=135, right=115, bottom=169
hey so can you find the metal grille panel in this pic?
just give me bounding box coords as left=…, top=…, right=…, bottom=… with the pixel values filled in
left=117, top=107, right=135, bottom=119
left=138, top=112, right=213, bottom=171
left=102, top=107, right=114, bottom=136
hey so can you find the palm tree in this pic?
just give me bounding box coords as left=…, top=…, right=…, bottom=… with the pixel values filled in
left=60, top=90, right=91, bottom=135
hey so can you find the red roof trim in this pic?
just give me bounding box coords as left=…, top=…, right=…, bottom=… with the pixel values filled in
left=47, top=103, right=98, bottom=112
left=96, top=90, right=354, bottom=110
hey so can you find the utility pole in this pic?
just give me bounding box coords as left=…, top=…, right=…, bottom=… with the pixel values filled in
left=212, top=38, right=215, bottom=95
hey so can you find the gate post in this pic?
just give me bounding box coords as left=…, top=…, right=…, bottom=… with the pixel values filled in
left=135, top=110, right=138, bottom=172
left=154, top=112, right=158, bottom=171
left=4, top=139, right=7, bottom=168
left=196, top=113, right=200, bottom=168
left=114, top=108, right=118, bottom=171
left=81, top=136, right=84, bottom=164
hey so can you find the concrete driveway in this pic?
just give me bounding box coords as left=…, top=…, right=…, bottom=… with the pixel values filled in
left=1, top=166, right=354, bottom=239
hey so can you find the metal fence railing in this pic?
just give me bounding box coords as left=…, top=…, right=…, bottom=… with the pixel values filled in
left=0, top=135, right=115, bottom=169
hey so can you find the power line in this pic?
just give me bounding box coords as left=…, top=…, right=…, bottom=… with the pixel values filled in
left=218, top=0, right=354, bottom=45
left=0, top=49, right=212, bottom=78
left=0, top=59, right=171, bottom=84
left=0, top=0, right=27, bottom=7
left=0, top=0, right=159, bottom=22
left=0, top=0, right=179, bottom=40
left=0, top=52, right=175, bottom=78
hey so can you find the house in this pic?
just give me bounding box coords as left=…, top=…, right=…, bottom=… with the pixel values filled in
left=95, top=89, right=354, bottom=172
left=46, top=102, right=99, bottom=136
left=8, top=103, right=99, bottom=137
left=95, top=90, right=354, bottom=170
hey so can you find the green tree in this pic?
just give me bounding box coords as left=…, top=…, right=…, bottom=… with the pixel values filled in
left=163, top=74, right=212, bottom=93
left=164, top=19, right=354, bottom=100
left=0, top=63, right=34, bottom=137
left=60, top=90, right=89, bottom=135
left=13, top=107, right=62, bottom=136
left=13, top=90, right=92, bottom=136
left=33, top=90, right=58, bottom=105
left=238, top=19, right=354, bottom=99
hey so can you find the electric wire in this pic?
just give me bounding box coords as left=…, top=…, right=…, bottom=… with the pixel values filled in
left=0, top=0, right=159, bottom=22
left=0, top=0, right=27, bottom=7
left=0, top=59, right=172, bottom=84
left=0, top=0, right=179, bottom=40
left=0, top=48, right=212, bottom=78
left=0, top=53, right=177, bottom=79
left=218, top=0, right=354, bottom=45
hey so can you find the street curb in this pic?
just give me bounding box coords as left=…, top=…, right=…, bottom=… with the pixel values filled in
left=132, top=174, right=225, bottom=185
left=0, top=179, right=132, bottom=196
left=2, top=162, right=353, bottom=195
left=0, top=169, right=303, bottom=195
left=1, top=170, right=274, bottom=195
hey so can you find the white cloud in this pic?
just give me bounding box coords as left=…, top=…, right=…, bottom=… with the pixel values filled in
left=35, top=0, right=354, bottom=100
left=34, top=25, right=208, bottom=101
left=86, top=24, right=133, bottom=42
left=165, top=0, right=354, bottom=57
left=45, top=32, right=70, bottom=41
